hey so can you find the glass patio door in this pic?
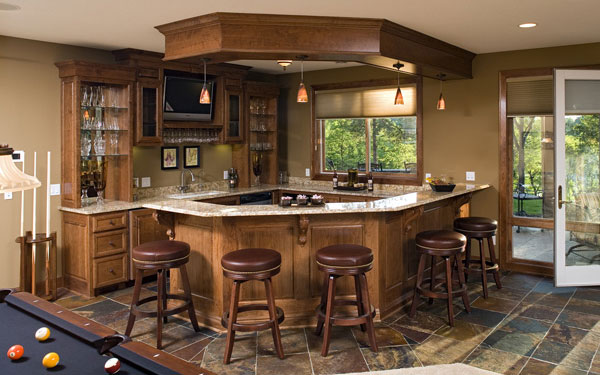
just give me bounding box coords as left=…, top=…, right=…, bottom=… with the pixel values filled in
left=554, top=69, right=600, bottom=286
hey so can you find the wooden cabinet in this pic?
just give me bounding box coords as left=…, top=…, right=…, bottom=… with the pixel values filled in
left=62, top=211, right=129, bottom=296
left=135, top=79, right=162, bottom=145
left=129, top=208, right=169, bottom=279
left=224, top=86, right=244, bottom=143
left=199, top=195, right=241, bottom=205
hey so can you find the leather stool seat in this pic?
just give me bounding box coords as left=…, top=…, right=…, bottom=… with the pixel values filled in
left=316, top=244, right=373, bottom=267
left=132, top=240, right=190, bottom=263
left=221, top=248, right=281, bottom=273
left=454, top=217, right=497, bottom=232
left=416, top=230, right=466, bottom=251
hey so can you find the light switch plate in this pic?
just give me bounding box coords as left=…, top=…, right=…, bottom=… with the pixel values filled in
left=50, top=184, right=61, bottom=196
left=141, top=177, right=151, bottom=188
left=4, top=192, right=12, bottom=200
left=305, top=168, right=311, bottom=177
left=466, top=171, right=475, bottom=181
left=224, top=170, right=229, bottom=179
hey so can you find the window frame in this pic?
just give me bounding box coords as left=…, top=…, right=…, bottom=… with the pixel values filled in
left=310, top=77, right=423, bottom=185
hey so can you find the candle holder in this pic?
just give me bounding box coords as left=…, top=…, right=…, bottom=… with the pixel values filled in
left=15, top=231, right=57, bottom=301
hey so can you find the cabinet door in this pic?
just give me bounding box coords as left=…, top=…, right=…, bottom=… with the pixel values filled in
left=224, top=87, right=244, bottom=143
left=135, top=80, right=162, bottom=145
left=129, top=209, right=169, bottom=279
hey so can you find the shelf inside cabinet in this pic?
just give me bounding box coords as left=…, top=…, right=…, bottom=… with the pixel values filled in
left=163, top=121, right=223, bottom=129
left=81, top=105, right=128, bottom=111
left=81, top=128, right=127, bottom=132
left=80, top=154, right=128, bottom=159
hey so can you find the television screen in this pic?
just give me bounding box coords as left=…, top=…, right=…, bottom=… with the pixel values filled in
left=163, top=76, right=214, bottom=121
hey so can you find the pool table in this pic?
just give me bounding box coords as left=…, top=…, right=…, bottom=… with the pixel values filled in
left=0, top=289, right=213, bottom=375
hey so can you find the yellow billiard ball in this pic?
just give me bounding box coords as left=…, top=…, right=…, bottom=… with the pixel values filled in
left=42, top=352, right=59, bottom=368
left=35, top=327, right=51, bottom=342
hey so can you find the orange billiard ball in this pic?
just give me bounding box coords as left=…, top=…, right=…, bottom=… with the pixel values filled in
left=42, top=352, right=59, bottom=368
left=7, top=345, right=24, bottom=360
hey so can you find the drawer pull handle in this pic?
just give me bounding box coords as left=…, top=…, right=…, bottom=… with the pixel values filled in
left=109, top=241, right=115, bottom=247
left=109, top=220, right=115, bottom=225
left=108, top=268, right=115, bottom=274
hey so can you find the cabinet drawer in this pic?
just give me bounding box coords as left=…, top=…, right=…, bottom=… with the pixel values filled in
left=93, top=254, right=128, bottom=288
left=92, top=212, right=127, bottom=232
left=94, top=229, right=127, bottom=258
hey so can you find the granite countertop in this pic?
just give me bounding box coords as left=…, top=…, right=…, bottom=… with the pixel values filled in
left=59, top=183, right=489, bottom=216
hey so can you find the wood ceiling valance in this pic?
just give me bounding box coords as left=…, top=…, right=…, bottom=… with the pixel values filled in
left=155, top=12, right=475, bottom=80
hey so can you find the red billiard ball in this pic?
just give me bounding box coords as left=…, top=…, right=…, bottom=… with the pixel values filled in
left=7, top=345, right=24, bottom=360
left=104, top=357, right=121, bottom=374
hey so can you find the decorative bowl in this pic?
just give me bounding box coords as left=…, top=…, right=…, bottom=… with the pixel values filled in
left=430, top=183, right=456, bottom=192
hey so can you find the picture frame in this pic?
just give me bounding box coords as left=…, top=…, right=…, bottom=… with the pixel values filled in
left=183, top=146, right=200, bottom=168
left=161, top=146, right=179, bottom=170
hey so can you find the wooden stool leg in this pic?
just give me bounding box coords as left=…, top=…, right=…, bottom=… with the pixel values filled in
left=488, top=237, right=502, bottom=289
left=354, top=275, right=366, bottom=332
left=464, top=238, right=472, bottom=282
left=315, top=273, right=329, bottom=336
left=321, top=275, right=336, bottom=357
left=125, top=268, right=144, bottom=337
left=456, top=254, right=471, bottom=313
left=179, top=265, right=200, bottom=332
left=429, top=255, right=436, bottom=304
left=478, top=238, right=488, bottom=298
left=410, top=254, right=427, bottom=318
left=162, top=269, right=168, bottom=324
left=156, top=269, right=165, bottom=349
left=224, top=280, right=241, bottom=365
left=445, top=257, right=454, bottom=326
left=264, top=278, right=284, bottom=360
left=360, top=273, right=378, bottom=352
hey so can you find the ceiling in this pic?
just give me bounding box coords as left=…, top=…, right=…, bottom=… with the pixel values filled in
left=1, top=0, right=600, bottom=72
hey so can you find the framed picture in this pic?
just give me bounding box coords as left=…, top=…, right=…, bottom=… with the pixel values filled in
left=161, top=146, right=179, bottom=170
left=183, top=146, right=200, bottom=168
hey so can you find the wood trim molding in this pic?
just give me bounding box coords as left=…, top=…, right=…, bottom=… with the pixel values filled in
left=153, top=211, right=175, bottom=240
left=298, top=215, right=310, bottom=246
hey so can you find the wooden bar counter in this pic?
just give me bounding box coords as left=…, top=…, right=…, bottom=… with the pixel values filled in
left=144, top=184, right=488, bottom=331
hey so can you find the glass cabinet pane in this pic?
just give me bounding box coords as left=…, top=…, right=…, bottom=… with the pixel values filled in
left=228, top=94, right=240, bottom=138
left=142, top=87, right=157, bottom=137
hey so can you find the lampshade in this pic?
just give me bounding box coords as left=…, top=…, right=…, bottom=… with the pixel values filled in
left=199, top=83, right=211, bottom=104
left=0, top=146, right=40, bottom=193
left=437, top=93, right=446, bottom=110
left=394, top=87, right=404, bottom=105
left=297, top=82, right=308, bottom=103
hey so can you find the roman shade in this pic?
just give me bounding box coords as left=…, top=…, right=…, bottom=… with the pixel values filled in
left=506, top=77, right=553, bottom=116
left=315, top=84, right=417, bottom=119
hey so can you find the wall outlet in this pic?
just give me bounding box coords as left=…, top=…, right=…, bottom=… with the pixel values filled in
left=50, top=184, right=61, bottom=196
left=466, top=171, right=475, bottom=181
left=305, top=168, right=311, bottom=177
left=141, top=177, right=151, bottom=188
left=12, top=150, right=24, bottom=163
left=133, top=178, right=139, bottom=188
left=4, top=192, right=12, bottom=200
left=224, top=170, right=229, bottom=179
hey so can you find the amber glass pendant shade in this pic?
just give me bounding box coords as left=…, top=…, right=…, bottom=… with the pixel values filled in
left=394, top=87, right=404, bottom=105
left=437, top=93, right=446, bottom=110
left=199, top=83, right=211, bottom=104
left=297, top=82, right=308, bottom=103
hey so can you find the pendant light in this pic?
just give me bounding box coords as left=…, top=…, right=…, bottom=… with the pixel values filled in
left=436, top=73, right=446, bottom=110
left=393, top=62, right=404, bottom=105
left=199, top=58, right=211, bottom=104
left=0, top=145, right=40, bottom=193
left=277, top=60, right=293, bottom=71
left=297, top=56, right=308, bottom=103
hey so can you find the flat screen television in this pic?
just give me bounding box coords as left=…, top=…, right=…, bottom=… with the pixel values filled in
left=163, top=76, right=215, bottom=121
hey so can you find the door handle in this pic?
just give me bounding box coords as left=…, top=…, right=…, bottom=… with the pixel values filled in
left=558, top=185, right=572, bottom=209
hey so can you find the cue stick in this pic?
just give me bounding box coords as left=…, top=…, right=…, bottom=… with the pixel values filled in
left=20, top=153, right=25, bottom=237
left=32, top=152, right=37, bottom=296
left=45, top=151, right=51, bottom=297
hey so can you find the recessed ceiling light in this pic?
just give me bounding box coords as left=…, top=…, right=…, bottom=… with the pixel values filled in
left=0, top=2, right=20, bottom=11
left=519, top=22, right=537, bottom=28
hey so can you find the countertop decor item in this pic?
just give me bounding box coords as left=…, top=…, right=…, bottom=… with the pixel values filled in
left=335, top=183, right=367, bottom=191
left=430, top=183, right=456, bottom=192
left=311, top=194, right=324, bottom=205
left=296, top=194, right=308, bottom=205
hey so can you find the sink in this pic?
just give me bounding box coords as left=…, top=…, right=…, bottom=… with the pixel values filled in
left=167, top=191, right=224, bottom=200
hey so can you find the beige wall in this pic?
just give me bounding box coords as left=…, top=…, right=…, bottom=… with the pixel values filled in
left=133, top=145, right=232, bottom=187
left=0, top=36, right=114, bottom=288
left=277, top=42, right=600, bottom=221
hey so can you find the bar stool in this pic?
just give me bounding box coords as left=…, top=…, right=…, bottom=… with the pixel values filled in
left=454, top=217, right=502, bottom=298
left=409, top=230, right=470, bottom=326
left=125, top=240, right=200, bottom=349
left=221, top=248, right=284, bottom=364
left=315, top=244, right=377, bottom=357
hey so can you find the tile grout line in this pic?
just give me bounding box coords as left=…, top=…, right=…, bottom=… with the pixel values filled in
left=350, top=325, right=372, bottom=373
left=516, top=284, right=578, bottom=374
left=303, top=328, right=316, bottom=375
left=586, top=331, right=600, bottom=374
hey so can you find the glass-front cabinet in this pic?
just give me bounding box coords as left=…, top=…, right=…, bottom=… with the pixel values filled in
left=135, top=79, right=162, bottom=145
left=224, top=87, right=243, bottom=143
left=57, top=61, right=135, bottom=208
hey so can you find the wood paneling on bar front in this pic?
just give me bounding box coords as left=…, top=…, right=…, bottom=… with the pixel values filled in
left=165, top=193, right=472, bottom=331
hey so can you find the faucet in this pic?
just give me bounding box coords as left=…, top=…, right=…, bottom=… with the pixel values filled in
left=178, top=169, right=196, bottom=193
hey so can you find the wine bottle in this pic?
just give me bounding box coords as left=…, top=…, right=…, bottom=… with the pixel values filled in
left=332, top=170, right=338, bottom=189
left=367, top=172, right=374, bottom=192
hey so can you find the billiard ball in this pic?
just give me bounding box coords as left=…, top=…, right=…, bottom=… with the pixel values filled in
left=7, top=345, right=24, bottom=360
left=35, top=327, right=51, bottom=342
left=42, top=352, right=59, bottom=368
left=104, top=357, right=121, bottom=374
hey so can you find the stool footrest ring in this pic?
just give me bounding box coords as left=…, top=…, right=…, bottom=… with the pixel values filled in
left=316, top=300, right=376, bottom=327
left=464, top=260, right=499, bottom=273
left=221, top=304, right=285, bottom=332
left=131, top=294, right=193, bottom=319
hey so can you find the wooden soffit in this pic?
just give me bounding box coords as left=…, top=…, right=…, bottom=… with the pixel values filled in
left=156, top=12, right=475, bottom=79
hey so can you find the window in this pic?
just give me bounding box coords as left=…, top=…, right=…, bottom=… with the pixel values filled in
left=311, top=78, right=422, bottom=184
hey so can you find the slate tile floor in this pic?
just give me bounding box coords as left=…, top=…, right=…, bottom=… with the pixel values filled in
left=56, top=272, right=600, bottom=375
